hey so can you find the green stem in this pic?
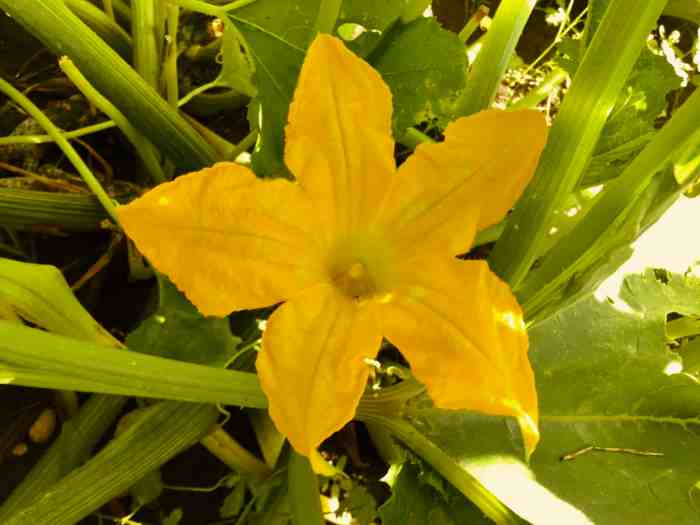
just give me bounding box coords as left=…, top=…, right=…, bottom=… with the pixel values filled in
left=519, top=84, right=700, bottom=320
left=359, top=415, right=517, bottom=525
left=489, top=0, right=670, bottom=288
left=288, top=452, right=324, bottom=525
left=0, top=188, right=108, bottom=231
left=0, top=320, right=268, bottom=408
left=102, top=0, right=115, bottom=21
left=59, top=57, right=166, bottom=185
left=508, top=67, right=568, bottom=110
left=201, top=426, right=272, bottom=481
left=0, top=76, right=119, bottom=224
left=521, top=2, right=587, bottom=76
left=458, top=5, right=489, bottom=43
left=64, top=0, right=132, bottom=58
left=227, top=129, right=259, bottom=160
left=2, top=402, right=219, bottom=525
left=0, top=122, right=116, bottom=146
left=398, top=127, right=436, bottom=149
left=0, top=321, right=429, bottom=421
left=164, top=4, right=180, bottom=108
left=0, top=81, right=226, bottom=147
left=454, top=0, right=536, bottom=116
left=0, top=395, right=127, bottom=520
left=131, top=0, right=162, bottom=90
left=169, top=0, right=257, bottom=17
left=365, top=422, right=405, bottom=465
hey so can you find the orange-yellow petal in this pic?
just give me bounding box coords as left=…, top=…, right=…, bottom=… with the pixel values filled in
left=257, top=284, right=382, bottom=456
left=378, top=109, right=547, bottom=258
left=380, top=257, right=539, bottom=456
left=284, top=34, right=395, bottom=243
left=117, top=162, right=323, bottom=317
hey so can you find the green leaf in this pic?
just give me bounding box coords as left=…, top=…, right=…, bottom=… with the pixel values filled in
left=229, top=0, right=320, bottom=176
left=620, top=268, right=700, bottom=319
left=126, top=274, right=240, bottom=367
left=378, top=462, right=489, bottom=525
left=0, top=257, right=118, bottom=346
left=217, top=20, right=258, bottom=97
left=336, top=0, right=404, bottom=57
left=411, top=269, right=700, bottom=524
left=337, top=485, right=377, bottom=525
left=372, top=17, right=466, bottom=135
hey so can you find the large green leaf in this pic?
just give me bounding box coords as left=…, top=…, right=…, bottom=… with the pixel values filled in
left=229, top=0, right=320, bottom=176
left=408, top=269, right=700, bottom=524
left=620, top=268, right=700, bottom=319
left=126, top=274, right=240, bottom=367
left=372, top=17, right=466, bottom=135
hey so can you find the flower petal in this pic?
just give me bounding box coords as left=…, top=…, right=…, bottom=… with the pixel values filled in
left=380, top=257, right=539, bottom=456
left=257, top=284, right=381, bottom=456
left=285, top=34, right=395, bottom=243
left=379, top=109, right=547, bottom=257
left=117, top=162, right=323, bottom=317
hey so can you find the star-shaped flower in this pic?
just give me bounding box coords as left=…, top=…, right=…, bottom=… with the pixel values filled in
left=118, top=34, right=547, bottom=457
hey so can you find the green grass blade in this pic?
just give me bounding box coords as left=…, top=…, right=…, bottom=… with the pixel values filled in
left=489, top=0, right=669, bottom=288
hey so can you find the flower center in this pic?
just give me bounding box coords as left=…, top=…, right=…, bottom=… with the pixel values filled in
left=327, top=232, right=394, bottom=301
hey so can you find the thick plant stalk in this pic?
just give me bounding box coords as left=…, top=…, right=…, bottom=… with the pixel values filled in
left=0, top=189, right=107, bottom=231
left=489, top=0, right=669, bottom=288
left=2, top=401, right=219, bottom=525
left=0, top=0, right=217, bottom=171
left=0, top=395, right=127, bottom=520
left=64, top=0, right=132, bottom=58
left=519, top=86, right=700, bottom=321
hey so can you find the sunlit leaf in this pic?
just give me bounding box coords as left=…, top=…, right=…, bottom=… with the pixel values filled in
left=411, top=269, right=700, bottom=523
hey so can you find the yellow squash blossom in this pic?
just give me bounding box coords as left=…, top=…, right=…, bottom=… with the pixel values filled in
left=118, top=34, right=547, bottom=457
